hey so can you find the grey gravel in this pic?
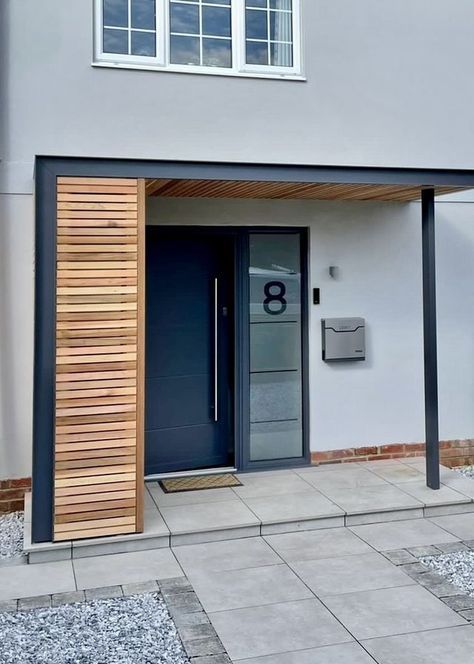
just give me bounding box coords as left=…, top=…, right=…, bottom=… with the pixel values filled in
left=0, top=512, right=24, bottom=560
left=0, top=592, right=190, bottom=664
left=455, top=465, right=474, bottom=480
left=421, top=550, right=474, bottom=597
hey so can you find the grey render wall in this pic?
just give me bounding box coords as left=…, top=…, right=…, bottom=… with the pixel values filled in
left=0, top=0, right=474, bottom=477
left=3, top=0, right=474, bottom=193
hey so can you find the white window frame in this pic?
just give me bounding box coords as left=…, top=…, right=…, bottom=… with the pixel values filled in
left=93, top=0, right=304, bottom=80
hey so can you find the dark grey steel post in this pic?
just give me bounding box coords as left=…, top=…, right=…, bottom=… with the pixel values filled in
left=422, top=188, right=440, bottom=489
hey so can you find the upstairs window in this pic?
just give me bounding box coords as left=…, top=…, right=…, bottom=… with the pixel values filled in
left=95, top=0, right=302, bottom=78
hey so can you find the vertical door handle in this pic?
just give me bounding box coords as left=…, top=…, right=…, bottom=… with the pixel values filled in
left=214, top=278, right=218, bottom=422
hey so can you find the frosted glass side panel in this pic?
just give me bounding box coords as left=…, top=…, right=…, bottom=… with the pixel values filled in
left=249, top=234, right=303, bottom=461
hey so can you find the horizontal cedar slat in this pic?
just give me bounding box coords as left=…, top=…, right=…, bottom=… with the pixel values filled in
left=55, top=507, right=136, bottom=523
left=57, top=394, right=136, bottom=406
left=57, top=219, right=137, bottom=228
left=55, top=481, right=136, bottom=498
left=55, top=473, right=136, bottom=488
left=57, top=177, right=137, bottom=186
left=54, top=515, right=136, bottom=533
left=55, top=455, right=136, bottom=470
left=58, top=345, right=136, bottom=356
left=58, top=236, right=138, bottom=244
left=56, top=438, right=136, bottom=452
left=57, top=194, right=137, bottom=203
left=54, top=524, right=136, bottom=541
left=56, top=404, right=136, bottom=418
left=56, top=369, right=136, bottom=382
left=56, top=379, right=137, bottom=391
left=57, top=183, right=137, bottom=193
left=57, top=320, right=137, bottom=330
left=56, top=430, right=136, bottom=444
left=57, top=337, right=137, bottom=348
left=57, top=261, right=137, bottom=269
left=55, top=492, right=135, bottom=507
left=56, top=447, right=136, bottom=461
left=57, top=287, right=137, bottom=295
left=56, top=411, right=136, bottom=427
left=56, top=420, right=137, bottom=434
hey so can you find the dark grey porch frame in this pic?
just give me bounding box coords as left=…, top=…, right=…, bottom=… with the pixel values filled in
left=33, top=157, right=474, bottom=542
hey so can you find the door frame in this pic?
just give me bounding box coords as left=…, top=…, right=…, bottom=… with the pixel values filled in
left=150, top=225, right=310, bottom=474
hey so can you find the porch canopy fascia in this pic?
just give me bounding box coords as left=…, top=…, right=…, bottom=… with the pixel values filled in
left=32, top=157, right=474, bottom=543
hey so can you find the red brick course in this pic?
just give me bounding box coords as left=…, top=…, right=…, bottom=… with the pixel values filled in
left=310, top=440, right=474, bottom=468
left=0, top=478, right=31, bottom=514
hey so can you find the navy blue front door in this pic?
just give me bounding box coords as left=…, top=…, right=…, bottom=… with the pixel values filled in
left=145, top=228, right=234, bottom=474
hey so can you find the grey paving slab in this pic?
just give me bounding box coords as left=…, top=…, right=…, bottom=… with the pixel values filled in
left=321, top=484, right=422, bottom=514
left=173, top=537, right=281, bottom=575
left=73, top=548, right=183, bottom=590
left=396, top=480, right=471, bottom=506
left=231, top=473, right=316, bottom=499
left=235, top=642, right=376, bottom=663
left=301, top=466, right=386, bottom=490
left=324, top=585, right=466, bottom=640
left=242, top=491, right=343, bottom=524
left=295, top=463, right=364, bottom=474
left=264, top=527, right=372, bottom=563
left=345, top=507, right=423, bottom=526
left=439, top=476, right=474, bottom=499
left=160, top=500, right=260, bottom=534
left=362, top=624, right=474, bottom=664
left=0, top=560, right=76, bottom=601
left=350, top=518, right=459, bottom=551
left=188, top=564, right=312, bottom=612
left=148, top=482, right=240, bottom=507
left=367, top=463, right=426, bottom=484
left=430, top=513, right=474, bottom=540
left=290, top=552, right=415, bottom=596
left=261, top=516, right=344, bottom=535
left=209, top=599, right=352, bottom=661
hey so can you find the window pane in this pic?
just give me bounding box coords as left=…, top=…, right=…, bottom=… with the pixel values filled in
left=202, top=38, right=231, bottom=67
left=202, top=6, right=231, bottom=37
left=104, top=0, right=128, bottom=27
left=246, top=0, right=267, bottom=7
left=170, top=35, right=200, bottom=64
left=246, top=9, right=268, bottom=39
left=170, top=3, right=200, bottom=34
left=206, top=0, right=231, bottom=4
left=131, top=30, right=156, bottom=55
left=246, top=40, right=268, bottom=65
left=270, top=0, right=292, bottom=9
left=249, top=234, right=303, bottom=461
left=103, top=27, right=129, bottom=53
left=270, top=11, right=292, bottom=42
left=131, top=0, right=155, bottom=29
left=271, top=41, right=292, bottom=66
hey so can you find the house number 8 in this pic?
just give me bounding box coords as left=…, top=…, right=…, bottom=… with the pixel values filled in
left=263, top=281, right=287, bottom=315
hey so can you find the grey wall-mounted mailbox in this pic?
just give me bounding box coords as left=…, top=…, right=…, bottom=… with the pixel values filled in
left=322, top=317, right=365, bottom=362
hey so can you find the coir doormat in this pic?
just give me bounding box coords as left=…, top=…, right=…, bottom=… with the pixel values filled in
left=160, top=473, right=242, bottom=493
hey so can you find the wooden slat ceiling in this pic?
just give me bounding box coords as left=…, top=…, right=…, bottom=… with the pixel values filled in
left=145, top=179, right=466, bottom=202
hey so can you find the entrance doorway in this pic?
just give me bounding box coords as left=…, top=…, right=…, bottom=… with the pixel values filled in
left=145, top=227, right=235, bottom=475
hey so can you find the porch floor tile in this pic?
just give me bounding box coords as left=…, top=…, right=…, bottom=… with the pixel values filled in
left=320, top=483, right=423, bottom=514
left=159, top=499, right=260, bottom=535
left=241, top=491, right=343, bottom=524
left=72, top=549, right=183, bottom=590
left=429, top=513, right=474, bottom=540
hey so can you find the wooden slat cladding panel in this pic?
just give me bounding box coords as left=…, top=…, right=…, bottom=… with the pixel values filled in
left=146, top=178, right=466, bottom=201
left=53, top=177, right=145, bottom=542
